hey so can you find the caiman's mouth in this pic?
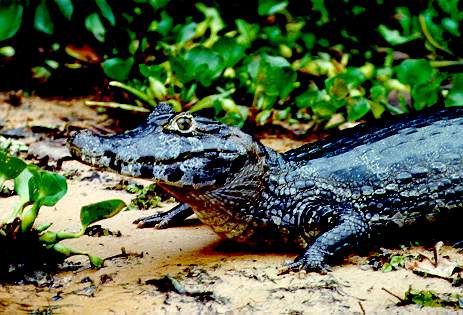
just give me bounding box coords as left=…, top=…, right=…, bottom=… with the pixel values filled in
left=70, top=143, right=237, bottom=174
left=134, top=149, right=237, bottom=165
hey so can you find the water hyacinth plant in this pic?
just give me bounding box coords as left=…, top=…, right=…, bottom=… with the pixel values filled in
left=0, top=150, right=125, bottom=279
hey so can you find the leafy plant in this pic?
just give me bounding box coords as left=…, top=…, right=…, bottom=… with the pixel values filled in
left=398, top=287, right=463, bottom=309
left=3, top=0, right=463, bottom=130
left=0, top=150, right=126, bottom=279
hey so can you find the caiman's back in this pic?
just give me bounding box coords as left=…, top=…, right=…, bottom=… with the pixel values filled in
left=289, top=109, right=463, bottom=229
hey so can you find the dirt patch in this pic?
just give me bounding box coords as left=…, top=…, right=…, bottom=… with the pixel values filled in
left=0, top=95, right=462, bottom=314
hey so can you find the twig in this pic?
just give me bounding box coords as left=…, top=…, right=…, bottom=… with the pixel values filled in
left=381, top=287, right=404, bottom=303
left=358, top=301, right=366, bottom=315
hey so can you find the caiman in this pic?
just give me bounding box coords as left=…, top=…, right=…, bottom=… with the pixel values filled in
left=69, top=104, right=463, bottom=272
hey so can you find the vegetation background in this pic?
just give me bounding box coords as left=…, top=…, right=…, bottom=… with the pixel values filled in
left=1, top=0, right=463, bottom=133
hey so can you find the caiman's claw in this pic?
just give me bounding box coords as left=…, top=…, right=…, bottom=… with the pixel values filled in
left=133, top=203, right=193, bottom=229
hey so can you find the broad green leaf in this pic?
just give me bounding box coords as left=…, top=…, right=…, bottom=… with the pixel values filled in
left=236, top=19, right=259, bottom=45
left=180, top=83, right=197, bottom=102
left=396, top=59, right=434, bottom=86
left=326, top=68, right=366, bottom=100
left=80, top=199, right=126, bottom=229
left=148, top=77, right=167, bottom=100
left=139, top=64, right=166, bottom=81
left=212, top=37, right=245, bottom=68
left=396, top=7, right=412, bottom=34
left=149, top=0, right=169, bottom=10
left=0, top=3, right=23, bottom=41
left=176, top=22, right=197, bottom=44
left=196, top=3, right=224, bottom=36
left=256, top=109, right=272, bottom=125
left=14, top=165, right=36, bottom=204
left=347, top=98, right=370, bottom=121
left=171, top=46, right=223, bottom=87
left=0, top=46, right=15, bottom=57
left=149, top=11, right=172, bottom=36
left=32, top=66, right=52, bottom=82
left=102, top=57, right=134, bottom=81
left=54, top=0, right=74, bottom=20
left=442, top=18, right=460, bottom=37
left=295, top=86, right=329, bottom=109
left=258, top=0, right=288, bottom=16
left=85, top=13, right=106, bottom=42
left=0, top=150, right=27, bottom=184
left=446, top=73, right=463, bottom=107
left=370, top=85, right=386, bottom=102
left=412, top=82, right=440, bottom=110
left=96, top=0, right=115, bottom=26
left=250, top=54, right=296, bottom=105
left=29, top=171, right=67, bottom=206
left=34, top=0, right=54, bottom=35
left=378, top=25, right=419, bottom=45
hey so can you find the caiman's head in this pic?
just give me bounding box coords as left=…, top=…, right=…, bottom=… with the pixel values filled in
left=69, top=103, right=268, bottom=190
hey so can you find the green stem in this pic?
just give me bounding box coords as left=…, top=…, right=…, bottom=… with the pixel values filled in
left=430, top=60, right=463, bottom=68
left=51, top=243, right=103, bottom=268
left=9, top=198, right=29, bottom=221
left=109, top=81, right=157, bottom=107
left=85, top=101, right=150, bottom=112
left=39, top=230, right=83, bottom=243
left=20, top=201, right=41, bottom=232
left=419, top=15, right=456, bottom=57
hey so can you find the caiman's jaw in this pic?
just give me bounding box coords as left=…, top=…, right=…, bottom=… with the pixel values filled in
left=68, top=103, right=265, bottom=189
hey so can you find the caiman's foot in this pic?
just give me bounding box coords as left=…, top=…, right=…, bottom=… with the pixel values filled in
left=133, top=203, right=193, bottom=229
left=283, top=248, right=333, bottom=274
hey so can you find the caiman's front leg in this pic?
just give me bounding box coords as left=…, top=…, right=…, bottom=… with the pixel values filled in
left=133, top=203, right=194, bottom=229
left=288, top=207, right=370, bottom=273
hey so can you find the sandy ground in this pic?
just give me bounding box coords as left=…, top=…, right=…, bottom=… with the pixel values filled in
left=1, top=95, right=463, bottom=314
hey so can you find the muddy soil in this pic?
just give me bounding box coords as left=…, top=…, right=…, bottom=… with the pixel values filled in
left=0, top=95, right=463, bottom=314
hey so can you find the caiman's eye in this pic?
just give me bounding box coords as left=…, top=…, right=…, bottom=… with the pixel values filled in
left=169, top=113, right=196, bottom=133
left=176, top=116, right=192, bottom=131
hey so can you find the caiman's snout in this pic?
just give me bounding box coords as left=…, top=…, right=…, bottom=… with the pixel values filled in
left=68, top=130, right=113, bottom=168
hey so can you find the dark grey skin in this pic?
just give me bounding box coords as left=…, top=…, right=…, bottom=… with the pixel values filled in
left=69, top=103, right=463, bottom=272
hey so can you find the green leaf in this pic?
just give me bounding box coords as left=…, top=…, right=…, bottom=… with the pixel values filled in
left=176, top=22, right=197, bottom=44
left=14, top=166, right=36, bottom=204
left=0, top=150, right=27, bottom=184
left=442, top=18, right=460, bottom=37
left=80, top=199, right=126, bottom=230
left=0, top=3, right=23, bottom=41
left=258, top=0, right=288, bottom=16
left=212, top=37, right=246, bottom=68
left=370, top=85, right=387, bottom=102
left=251, top=54, right=296, bottom=103
left=102, top=57, right=134, bottom=81
left=378, top=25, right=419, bottom=45
left=29, top=171, right=67, bottom=206
left=95, top=0, right=115, bottom=26
left=412, top=82, right=440, bottom=110
left=171, top=46, right=223, bottom=87
left=446, top=73, right=463, bottom=107
left=85, top=13, right=106, bottom=42
left=149, top=0, right=169, bottom=10
left=0, top=46, right=15, bottom=57
left=347, top=98, right=370, bottom=121
left=139, top=64, right=166, bottom=81
left=396, top=59, right=434, bottom=86
left=34, top=0, right=54, bottom=35
left=256, top=109, right=272, bottom=125
left=54, top=0, right=74, bottom=20
left=236, top=19, right=259, bottom=45
left=149, top=11, right=172, bottom=36
left=148, top=77, right=167, bottom=100
left=196, top=3, right=225, bottom=36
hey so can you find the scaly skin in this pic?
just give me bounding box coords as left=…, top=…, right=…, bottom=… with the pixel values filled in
left=69, top=103, right=463, bottom=272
